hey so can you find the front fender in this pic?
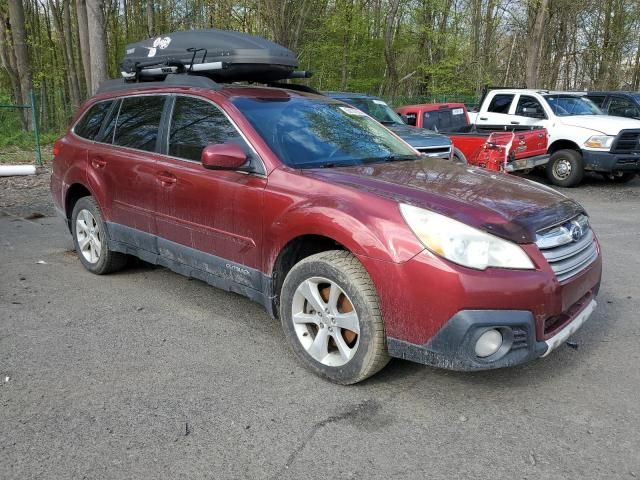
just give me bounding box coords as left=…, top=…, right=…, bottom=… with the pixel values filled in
left=262, top=170, right=425, bottom=275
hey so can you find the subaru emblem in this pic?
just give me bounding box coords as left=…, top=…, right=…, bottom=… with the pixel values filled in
left=569, top=221, right=583, bottom=241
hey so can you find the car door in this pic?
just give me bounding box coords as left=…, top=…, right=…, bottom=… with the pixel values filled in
left=87, top=95, right=167, bottom=253
left=509, top=94, right=550, bottom=128
left=154, top=94, right=267, bottom=287
left=475, top=93, right=516, bottom=128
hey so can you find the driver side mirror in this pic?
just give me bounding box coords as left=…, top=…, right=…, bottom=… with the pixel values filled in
left=399, top=113, right=409, bottom=124
left=201, top=143, right=248, bottom=170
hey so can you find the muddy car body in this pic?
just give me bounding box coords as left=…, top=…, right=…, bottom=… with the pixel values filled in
left=51, top=75, right=602, bottom=383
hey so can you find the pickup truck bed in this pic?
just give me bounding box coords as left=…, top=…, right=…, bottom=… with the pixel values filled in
left=396, top=103, right=549, bottom=172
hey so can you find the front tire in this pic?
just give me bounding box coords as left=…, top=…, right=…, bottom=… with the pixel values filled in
left=279, top=250, right=390, bottom=384
left=545, top=149, right=584, bottom=187
left=71, top=196, right=127, bottom=275
left=452, top=148, right=468, bottom=165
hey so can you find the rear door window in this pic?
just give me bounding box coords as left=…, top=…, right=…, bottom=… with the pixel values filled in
left=113, top=95, right=166, bottom=152
left=74, top=101, right=113, bottom=140
left=487, top=94, right=514, bottom=114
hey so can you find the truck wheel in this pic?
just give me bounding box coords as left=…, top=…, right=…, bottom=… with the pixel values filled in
left=452, top=148, right=468, bottom=165
left=545, top=149, right=584, bottom=187
left=71, top=196, right=127, bottom=275
left=279, top=250, right=390, bottom=384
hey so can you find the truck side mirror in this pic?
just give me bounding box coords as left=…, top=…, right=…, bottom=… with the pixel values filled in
left=400, top=114, right=409, bottom=124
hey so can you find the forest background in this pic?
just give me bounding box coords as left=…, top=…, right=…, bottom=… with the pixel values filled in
left=1, top=0, right=639, bottom=140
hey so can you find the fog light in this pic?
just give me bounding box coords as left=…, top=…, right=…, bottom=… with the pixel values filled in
left=475, top=329, right=503, bottom=358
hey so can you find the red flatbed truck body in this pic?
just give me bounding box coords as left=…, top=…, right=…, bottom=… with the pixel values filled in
left=396, top=103, right=549, bottom=172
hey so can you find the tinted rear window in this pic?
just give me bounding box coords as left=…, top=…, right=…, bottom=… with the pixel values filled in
left=423, top=108, right=468, bottom=132
left=113, top=96, right=166, bottom=152
left=74, top=101, right=113, bottom=140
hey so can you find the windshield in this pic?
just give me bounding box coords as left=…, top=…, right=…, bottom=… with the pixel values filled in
left=544, top=95, right=603, bottom=116
left=232, top=96, right=419, bottom=169
left=341, top=97, right=405, bottom=125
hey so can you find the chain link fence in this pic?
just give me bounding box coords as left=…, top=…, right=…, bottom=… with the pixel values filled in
left=383, top=94, right=478, bottom=109
left=0, top=90, right=43, bottom=166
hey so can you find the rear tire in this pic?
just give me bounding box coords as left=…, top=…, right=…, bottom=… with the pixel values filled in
left=279, top=250, right=390, bottom=384
left=545, top=149, right=584, bottom=187
left=71, top=196, right=127, bottom=275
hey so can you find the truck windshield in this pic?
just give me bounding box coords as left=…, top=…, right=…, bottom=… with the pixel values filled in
left=232, top=96, right=419, bottom=169
left=543, top=95, right=602, bottom=116
left=340, top=97, right=405, bottom=125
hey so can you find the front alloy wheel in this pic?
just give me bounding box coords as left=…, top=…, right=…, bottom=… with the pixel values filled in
left=280, top=250, right=390, bottom=384
left=292, top=277, right=360, bottom=367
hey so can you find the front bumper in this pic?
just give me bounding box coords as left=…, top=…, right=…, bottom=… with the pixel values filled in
left=387, top=298, right=597, bottom=371
left=582, top=149, right=640, bottom=172
left=358, top=239, right=602, bottom=371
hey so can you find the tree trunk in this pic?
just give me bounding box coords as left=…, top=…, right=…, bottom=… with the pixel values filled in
left=8, top=0, right=33, bottom=129
left=382, top=0, right=401, bottom=96
left=146, top=0, right=154, bottom=37
left=86, top=0, right=107, bottom=94
left=76, top=0, right=92, bottom=94
left=525, top=0, right=549, bottom=88
left=0, top=13, right=25, bottom=129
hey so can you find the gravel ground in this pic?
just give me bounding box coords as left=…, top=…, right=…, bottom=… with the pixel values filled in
left=1, top=169, right=639, bottom=479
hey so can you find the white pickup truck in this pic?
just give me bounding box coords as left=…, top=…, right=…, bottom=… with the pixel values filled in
left=474, top=89, right=640, bottom=186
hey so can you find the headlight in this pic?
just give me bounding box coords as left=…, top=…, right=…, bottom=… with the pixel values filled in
left=584, top=135, right=614, bottom=149
left=400, top=204, right=535, bottom=270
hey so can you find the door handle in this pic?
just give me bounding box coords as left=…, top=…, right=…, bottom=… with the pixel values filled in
left=479, top=117, right=488, bottom=120
left=157, top=171, right=177, bottom=185
left=511, top=121, right=520, bottom=125
left=91, top=157, right=106, bottom=169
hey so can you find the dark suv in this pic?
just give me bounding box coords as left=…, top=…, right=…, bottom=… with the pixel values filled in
left=51, top=75, right=602, bottom=384
left=585, top=91, right=640, bottom=120
left=324, top=92, right=453, bottom=159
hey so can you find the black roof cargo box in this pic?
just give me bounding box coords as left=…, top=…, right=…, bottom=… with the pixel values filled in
left=121, top=29, right=301, bottom=83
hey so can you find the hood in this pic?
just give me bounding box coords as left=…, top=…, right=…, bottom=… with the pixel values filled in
left=305, top=158, right=584, bottom=244
left=558, top=115, right=640, bottom=135
left=386, top=124, right=452, bottom=148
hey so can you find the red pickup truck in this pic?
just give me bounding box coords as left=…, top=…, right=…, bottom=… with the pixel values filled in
left=396, top=103, right=550, bottom=173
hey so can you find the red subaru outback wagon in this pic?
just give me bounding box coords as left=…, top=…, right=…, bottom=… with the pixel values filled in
left=51, top=75, right=602, bottom=384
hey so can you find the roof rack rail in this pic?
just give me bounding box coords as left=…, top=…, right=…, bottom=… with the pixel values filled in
left=96, top=74, right=221, bottom=95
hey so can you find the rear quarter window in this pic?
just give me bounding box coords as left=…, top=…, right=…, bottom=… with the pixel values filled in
left=74, top=101, right=113, bottom=140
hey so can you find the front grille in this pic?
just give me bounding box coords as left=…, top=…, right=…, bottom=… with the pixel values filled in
left=535, top=214, right=598, bottom=283
left=417, top=146, right=451, bottom=156
left=611, top=129, right=640, bottom=153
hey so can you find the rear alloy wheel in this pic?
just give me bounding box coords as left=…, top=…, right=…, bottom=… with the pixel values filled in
left=545, top=149, right=584, bottom=187
left=280, top=251, right=389, bottom=384
left=71, top=196, right=127, bottom=275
